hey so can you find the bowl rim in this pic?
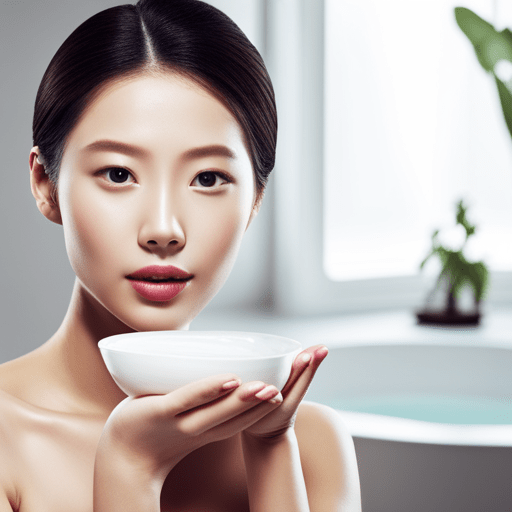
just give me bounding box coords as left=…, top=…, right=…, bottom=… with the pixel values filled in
left=98, top=330, right=302, bottom=361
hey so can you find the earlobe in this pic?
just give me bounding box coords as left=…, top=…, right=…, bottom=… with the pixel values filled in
left=29, top=147, right=62, bottom=225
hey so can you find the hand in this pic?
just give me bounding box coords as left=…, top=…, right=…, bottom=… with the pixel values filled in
left=242, top=345, right=329, bottom=440
left=97, top=374, right=284, bottom=482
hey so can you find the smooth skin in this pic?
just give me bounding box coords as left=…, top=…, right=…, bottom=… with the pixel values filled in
left=0, top=72, right=361, bottom=511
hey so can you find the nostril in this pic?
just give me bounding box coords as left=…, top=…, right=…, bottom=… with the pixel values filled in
left=146, top=239, right=181, bottom=247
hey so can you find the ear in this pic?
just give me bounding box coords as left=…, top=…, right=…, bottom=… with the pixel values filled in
left=245, top=190, right=263, bottom=231
left=29, top=147, right=62, bottom=225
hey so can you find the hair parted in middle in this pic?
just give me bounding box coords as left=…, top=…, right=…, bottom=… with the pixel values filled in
left=33, top=0, right=277, bottom=198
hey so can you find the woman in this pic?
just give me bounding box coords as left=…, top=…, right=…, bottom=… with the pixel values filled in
left=0, top=0, right=361, bottom=510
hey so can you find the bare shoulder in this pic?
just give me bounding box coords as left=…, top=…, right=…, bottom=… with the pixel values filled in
left=0, top=386, right=26, bottom=440
left=0, top=351, right=38, bottom=398
left=0, top=347, right=56, bottom=412
left=295, top=401, right=357, bottom=457
left=0, top=354, right=44, bottom=512
left=0, top=390, right=21, bottom=511
left=0, top=386, right=28, bottom=455
left=295, top=401, right=362, bottom=512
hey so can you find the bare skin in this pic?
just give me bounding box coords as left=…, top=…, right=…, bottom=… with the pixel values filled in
left=0, top=303, right=359, bottom=512
left=0, top=343, right=358, bottom=512
left=0, top=72, right=361, bottom=511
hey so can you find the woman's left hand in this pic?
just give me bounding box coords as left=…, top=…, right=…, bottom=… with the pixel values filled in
left=242, top=344, right=328, bottom=439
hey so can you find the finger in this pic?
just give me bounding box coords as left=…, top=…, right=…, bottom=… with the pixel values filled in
left=206, top=393, right=284, bottom=439
left=281, top=345, right=327, bottom=397
left=176, top=381, right=281, bottom=434
left=163, top=373, right=242, bottom=415
left=281, top=345, right=328, bottom=405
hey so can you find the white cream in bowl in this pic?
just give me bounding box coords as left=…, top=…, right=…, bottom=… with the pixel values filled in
left=99, top=331, right=302, bottom=396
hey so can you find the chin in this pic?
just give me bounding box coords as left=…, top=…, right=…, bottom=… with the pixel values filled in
left=82, top=280, right=216, bottom=334
left=113, top=300, right=204, bottom=333
left=118, top=311, right=193, bottom=333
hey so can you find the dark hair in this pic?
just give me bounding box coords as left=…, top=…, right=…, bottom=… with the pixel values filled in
left=32, top=0, right=277, bottom=197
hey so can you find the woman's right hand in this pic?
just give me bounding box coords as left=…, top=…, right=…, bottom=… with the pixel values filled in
left=95, top=374, right=282, bottom=483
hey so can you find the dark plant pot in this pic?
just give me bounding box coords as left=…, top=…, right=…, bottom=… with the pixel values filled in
left=415, top=309, right=481, bottom=326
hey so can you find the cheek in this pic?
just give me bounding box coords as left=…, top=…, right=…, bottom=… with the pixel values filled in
left=208, top=213, right=243, bottom=264
left=61, top=184, right=128, bottom=281
left=186, top=195, right=251, bottom=277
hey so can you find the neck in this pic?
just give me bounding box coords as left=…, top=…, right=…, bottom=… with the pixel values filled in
left=41, top=279, right=134, bottom=417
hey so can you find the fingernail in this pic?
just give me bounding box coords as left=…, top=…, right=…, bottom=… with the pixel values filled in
left=269, top=392, right=283, bottom=404
left=246, top=381, right=266, bottom=394
left=316, top=346, right=329, bottom=358
left=255, top=385, right=278, bottom=400
left=222, top=379, right=241, bottom=390
left=301, top=353, right=311, bottom=364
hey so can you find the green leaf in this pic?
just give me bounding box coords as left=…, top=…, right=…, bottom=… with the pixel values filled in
left=445, top=251, right=467, bottom=297
left=502, top=28, right=512, bottom=46
left=419, top=252, right=432, bottom=270
left=455, top=7, right=496, bottom=53
left=471, top=261, right=489, bottom=301
left=495, top=76, right=512, bottom=139
left=454, top=7, right=512, bottom=72
left=419, top=196, right=490, bottom=304
left=440, top=250, right=489, bottom=302
left=455, top=199, right=476, bottom=238
left=436, top=247, right=453, bottom=271
left=455, top=200, right=467, bottom=227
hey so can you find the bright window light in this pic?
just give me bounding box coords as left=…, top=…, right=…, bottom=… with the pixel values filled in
left=324, top=0, right=512, bottom=281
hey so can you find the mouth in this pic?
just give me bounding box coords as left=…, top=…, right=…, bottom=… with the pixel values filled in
left=126, top=265, right=194, bottom=282
left=126, top=265, right=193, bottom=302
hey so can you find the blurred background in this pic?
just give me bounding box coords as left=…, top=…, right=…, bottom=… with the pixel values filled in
left=2, top=0, right=512, bottom=357
left=2, top=1, right=512, bottom=510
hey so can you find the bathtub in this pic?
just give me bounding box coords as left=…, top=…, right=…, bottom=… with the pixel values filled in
left=193, top=309, right=512, bottom=511
left=305, top=342, right=512, bottom=512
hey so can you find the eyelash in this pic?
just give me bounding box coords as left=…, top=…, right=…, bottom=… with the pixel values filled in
left=190, top=170, right=233, bottom=189
left=98, top=167, right=135, bottom=186
left=97, top=167, right=234, bottom=189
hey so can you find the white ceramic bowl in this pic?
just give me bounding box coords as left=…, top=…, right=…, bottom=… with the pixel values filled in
left=99, top=331, right=302, bottom=397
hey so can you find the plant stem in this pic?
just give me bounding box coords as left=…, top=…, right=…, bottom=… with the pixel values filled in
left=447, top=290, right=457, bottom=314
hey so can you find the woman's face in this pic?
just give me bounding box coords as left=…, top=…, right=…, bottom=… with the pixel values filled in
left=54, top=72, right=256, bottom=331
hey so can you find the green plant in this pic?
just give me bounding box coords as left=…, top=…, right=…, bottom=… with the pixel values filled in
left=455, top=6, right=512, bottom=139
left=420, top=200, right=489, bottom=313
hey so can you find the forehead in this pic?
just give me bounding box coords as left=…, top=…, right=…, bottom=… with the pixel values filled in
left=64, top=72, right=248, bottom=162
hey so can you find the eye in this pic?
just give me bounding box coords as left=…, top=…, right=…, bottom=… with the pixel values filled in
left=99, top=167, right=135, bottom=186
left=191, top=171, right=232, bottom=189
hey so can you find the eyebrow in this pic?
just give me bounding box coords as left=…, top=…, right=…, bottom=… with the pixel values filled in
left=182, top=145, right=236, bottom=160
left=82, top=139, right=236, bottom=160
left=82, top=140, right=147, bottom=158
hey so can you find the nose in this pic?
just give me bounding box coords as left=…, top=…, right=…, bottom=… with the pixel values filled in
left=138, top=191, right=185, bottom=255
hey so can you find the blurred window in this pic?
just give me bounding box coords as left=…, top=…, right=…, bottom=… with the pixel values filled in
left=324, top=0, right=512, bottom=281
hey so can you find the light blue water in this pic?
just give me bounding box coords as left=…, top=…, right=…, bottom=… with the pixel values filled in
left=324, top=394, right=512, bottom=425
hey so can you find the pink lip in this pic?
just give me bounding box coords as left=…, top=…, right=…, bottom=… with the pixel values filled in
left=127, top=265, right=193, bottom=280
left=127, top=265, right=193, bottom=302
